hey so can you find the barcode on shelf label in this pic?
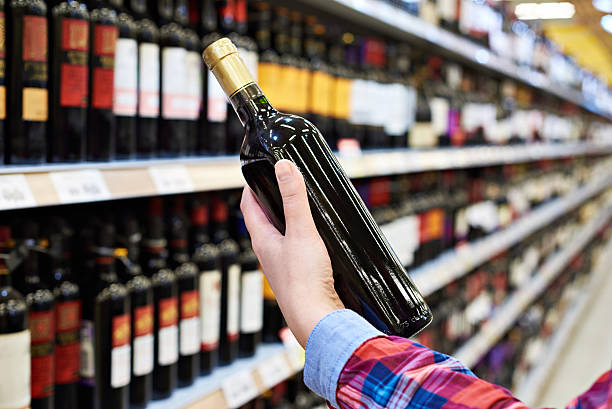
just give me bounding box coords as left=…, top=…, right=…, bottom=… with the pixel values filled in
left=221, top=370, right=259, bottom=409
left=50, top=170, right=111, bottom=203
left=0, top=175, right=36, bottom=210
left=257, top=354, right=292, bottom=389
left=148, top=165, right=194, bottom=194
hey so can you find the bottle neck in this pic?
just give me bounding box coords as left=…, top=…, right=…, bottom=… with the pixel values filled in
left=228, top=83, right=277, bottom=127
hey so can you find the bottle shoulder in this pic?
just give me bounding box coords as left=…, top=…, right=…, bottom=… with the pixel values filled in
left=54, top=279, right=80, bottom=300
left=96, top=282, right=128, bottom=302
left=126, top=274, right=152, bottom=292
left=25, top=287, right=54, bottom=308
left=10, top=0, right=47, bottom=16
left=52, top=1, right=89, bottom=19
left=90, top=6, right=117, bottom=24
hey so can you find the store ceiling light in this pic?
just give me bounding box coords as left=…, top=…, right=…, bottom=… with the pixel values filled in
left=515, top=2, right=576, bottom=20
left=593, top=0, right=612, bottom=12
left=602, top=14, right=612, bottom=33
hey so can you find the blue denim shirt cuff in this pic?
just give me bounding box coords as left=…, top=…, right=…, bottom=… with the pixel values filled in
left=303, top=309, right=383, bottom=408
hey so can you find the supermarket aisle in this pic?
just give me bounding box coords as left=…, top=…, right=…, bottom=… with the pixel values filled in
left=534, top=249, right=612, bottom=408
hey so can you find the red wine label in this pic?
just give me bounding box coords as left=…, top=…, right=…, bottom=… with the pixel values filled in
left=420, top=208, right=445, bottom=243
left=23, top=16, right=47, bottom=62
left=180, top=290, right=199, bottom=356
left=200, top=270, right=221, bottom=352
left=60, top=19, right=89, bottom=108
left=91, top=24, right=117, bottom=109
left=113, top=38, right=137, bottom=115
left=133, top=305, right=154, bottom=376
left=158, top=297, right=178, bottom=365
left=240, top=270, right=263, bottom=334
left=0, top=330, right=31, bottom=408
left=235, top=0, right=247, bottom=22
left=30, top=310, right=55, bottom=398
left=227, top=264, right=240, bottom=342
left=55, top=300, right=81, bottom=384
left=111, top=314, right=131, bottom=388
left=0, top=12, right=5, bottom=60
left=138, top=43, right=159, bottom=117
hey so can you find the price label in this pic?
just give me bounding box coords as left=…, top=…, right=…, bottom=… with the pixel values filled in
left=279, top=327, right=305, bottom=371
left=0, top=175, right=36, bottom=210
left=257, top=353, right=292, bottom=390
left=148, top=165, right=194, bottom=194
left=221, top=370, right=259, bottom=409
left=50, top=170, right=111, bottom=203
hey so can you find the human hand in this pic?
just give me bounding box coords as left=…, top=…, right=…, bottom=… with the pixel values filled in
left=240, top=159, right=344, bottom=348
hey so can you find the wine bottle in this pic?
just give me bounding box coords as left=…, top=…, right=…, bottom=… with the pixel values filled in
left=200, top=0, right=225, bottom=154
left=158, top=0, right=188, bottom=157
left=176, top=262, right=199, bottom=385
left=142, top=198, right=178, bottom=398
left=17, top=221, right=55, bottom=409
left=204, top=38, right=432, bottom=337
left=0, top=227, right=30, bottom=409
left=111, top=0, right=138, bottom=158
left=212, top=198, right=240, bottom=365
left=238, top=244, right=262, bottom=357
left=115, top=214, right=153, bottom=408
left=328, top=34, right=352, bottom=148
left=91, top=223, right=131, bottom=409
left=48, top=0, right=89, bottom=162
left=129, top=0, right=159, bottom=157
left=189, top=198, right=210, bottom=253
left=87, top=0, right=118, bottom=161
left=6, top=0, right=48, bottom=164
left=45, top=219, right=81, bottom=409
left=0, top=2, right=5, bottom=164
left=288, top=11, right=310, bottom=120
left=183, top=29, right=202, bottom=155
left=193, top=243, right=220, bottom=374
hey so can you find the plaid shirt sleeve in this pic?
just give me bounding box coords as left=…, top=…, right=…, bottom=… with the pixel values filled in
left=303, top=309, right=612, bottom=409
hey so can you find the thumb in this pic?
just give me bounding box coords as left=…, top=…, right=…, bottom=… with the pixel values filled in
left=275, top=160, right=317, bottom=236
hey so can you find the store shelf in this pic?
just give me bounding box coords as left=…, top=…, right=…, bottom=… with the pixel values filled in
left=452, top=204, right=612, bottom=367
left=147, top=344, right=303, bottom=409
left=0, top=142, right=609, bottom=211
left=296, top=0, right=612, bottom=120
left=513, top=235, right=612, bottom=405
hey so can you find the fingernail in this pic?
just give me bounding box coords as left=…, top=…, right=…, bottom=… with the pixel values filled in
left=275, top=160, right=292, bottom=182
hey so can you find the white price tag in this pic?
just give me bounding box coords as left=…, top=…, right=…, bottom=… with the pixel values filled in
left=50, top=170, right=111, bottom=203
left=221, top=370, right=259, bottom=409
left=0, top=175, right=36, bottom=210
left=257, top=354, right=292, bottom=390
left=148, top=165, right=194, bottom=194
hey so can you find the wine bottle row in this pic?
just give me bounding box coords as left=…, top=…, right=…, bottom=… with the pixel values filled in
left=416, top=212, right=612, bottom=391
left=0, top=0, right=607, bottom=166
left=0, top=193, right=273, bottom=409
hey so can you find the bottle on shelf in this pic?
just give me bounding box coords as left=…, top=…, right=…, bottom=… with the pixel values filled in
left=142, top=198, right=178, bottom=398
left=288, top=11, right=309, bottom=122
left=212, top=197, right=240, bottom=365
left=6, top=0, right=48, bottom=164
left=204, top=38, right=432, bottom=337
left=44, top=218, right=81, bottom=409
left=199, top=0, right=226, bottom=155
left=48, top=0, right=90, bottom=162
left=0, top=226, right=30, bottom=409
left=189, top=197, right=210, bottom=253
left=158, top=0, right=188, bottom=157
left=0, top=1, right=5, bottom=164
left=87, top=0, right=118, bottom=161
left=129, top=0, right=160, bottom=157
left=328, top=31, right=353, bottom=148
left=16, top=221, right=55, bottom=409
left=115, top=213, right=154, bottom=408
left=184, top=28, right=203, bottom=155
left=111, top=0, right=138, bottom=159
left=238, top=242, right=262, bottom=357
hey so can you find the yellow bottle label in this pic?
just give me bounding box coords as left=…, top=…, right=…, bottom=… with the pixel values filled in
left=332, top=77, right=352, bottom=119
left=295, top=68, right=310, bottom=114
left=278, top=65, right=300, bottom=112
left=23, top=88, right=48, bottom=121
left=263, top=276, right=276, bottom=301
left=0, top=86, right=5, bottom=120
left=258, top=62, right=281, bottom=108
left=309, top=70, right=333, bottom=116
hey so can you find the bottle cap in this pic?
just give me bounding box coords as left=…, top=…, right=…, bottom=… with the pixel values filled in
left=203, top=37, right=255, bottom=97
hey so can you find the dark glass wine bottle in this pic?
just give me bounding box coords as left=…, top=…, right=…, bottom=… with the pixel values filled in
left=7, top=0, right=48, bottom=164
left=16, top=221, right=55, bottom=409
left=0, top=2, right=6, bottom=164
left=212, top=198, right=240, bottom=365
left=87, top=0, right=118, bottom=161
left=193, top=242, right=220, bottom=374
left=176, top=262, right=199, bottom=385
left=0, top=226, right=30, bottom=409
left=238, top=244, right=261, bottom=357
left=142, top=198, right=178, bottom=398
left=189, top=197, right=210, bottom=253
left=184, top=28, right=202, bottom=155
left=129, top=0, right=159, bottom=157
left=46, top=219, right=81, bottom=409
left=115, top=213, right=153, bottom=408
left=48, top=0, right=89, bottom=162
left=204, top=38, right=432, bottom=337
left=111, top=0, right=138, bottom=158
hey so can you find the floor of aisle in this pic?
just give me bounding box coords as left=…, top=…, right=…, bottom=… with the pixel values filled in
left=533, top=248, right=612, bottom=408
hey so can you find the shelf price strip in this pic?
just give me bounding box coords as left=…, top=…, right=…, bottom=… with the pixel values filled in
left=0, top=175, right=37, bottom=210
left=50, top=169, right=111, bottom=204
left=221, top=370, right=260, bottom=409
left=148, top=165, right=194, bottom=194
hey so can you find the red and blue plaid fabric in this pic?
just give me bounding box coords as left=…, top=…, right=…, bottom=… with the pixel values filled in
left=335, top=336, right=612, bottom=409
